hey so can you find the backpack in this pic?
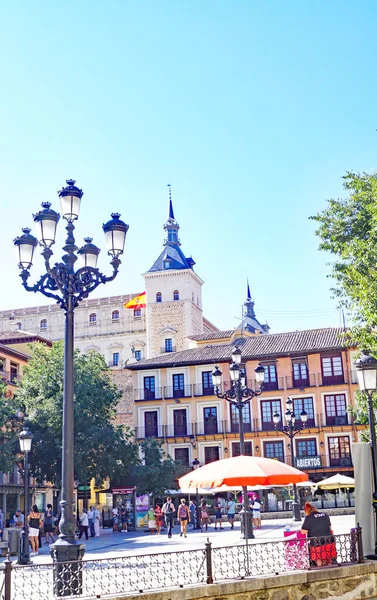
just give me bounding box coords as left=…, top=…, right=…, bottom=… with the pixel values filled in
left=164, top=502, right=173, bottom=515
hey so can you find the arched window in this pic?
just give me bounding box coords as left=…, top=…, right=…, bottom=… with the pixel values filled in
left=89, top=313, right=97, bottom=324
left=133, top=308, right=141, bottom=317
left=40, top=319, right=47, bottom=329
left=156, top=292, right=162, bottom=303
left=173, top=290, right=179, bottom=301
left=112, top=310, right=119, bottom=321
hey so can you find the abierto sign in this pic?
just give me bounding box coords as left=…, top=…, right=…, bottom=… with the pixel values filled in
left=295, top=456, right=322, bottom=469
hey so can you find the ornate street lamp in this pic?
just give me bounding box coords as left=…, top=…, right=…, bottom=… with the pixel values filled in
left=354, top=352, right=377, bottom=558
left=18, top=429, right=33, bottom=565
left=273, top=398, right=308, bottom=521
left=14, top=179, right=128, bottom=595
left=192, top=458, right=201, bottom=530
left=212, top=351, right=265, bottom=539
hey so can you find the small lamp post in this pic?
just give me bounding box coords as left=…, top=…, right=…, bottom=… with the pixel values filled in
left=192, top=458, right=201, bottom=530
left=212, top=351, right=265, bottom=539
left=354, top=352, right=377, bottom=558
left=273, top=398, right=307, bottom=521
left=18, top=429, right=33, bottom=565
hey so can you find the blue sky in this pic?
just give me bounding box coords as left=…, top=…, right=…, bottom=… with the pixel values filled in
left=1, top=0, right=376, bottom=332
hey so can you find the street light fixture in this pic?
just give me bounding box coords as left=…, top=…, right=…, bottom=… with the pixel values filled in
left=273, top=398, right=308, bottom=521
left=18, top=429, right=33, bottom=565
left=14, top=179, right=128, bottom=594
left=212, top=352, right=265, bottom=539
left=354, top=351, right=377, bottom=559
left=192, top=458, right=201, bottom=530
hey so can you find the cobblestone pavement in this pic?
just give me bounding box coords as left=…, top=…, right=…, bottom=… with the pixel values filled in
left=0, top=513, right=356, bottom=564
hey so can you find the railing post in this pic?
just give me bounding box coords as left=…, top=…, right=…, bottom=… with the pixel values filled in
left=205, top=538, right=213, bottom=584
left=3, top=555, right=12, bottom=600
left=356, top=523, right=364, bottom=563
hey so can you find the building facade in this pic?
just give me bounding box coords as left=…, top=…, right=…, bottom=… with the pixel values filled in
left=126, top=326, right=363, bottom=483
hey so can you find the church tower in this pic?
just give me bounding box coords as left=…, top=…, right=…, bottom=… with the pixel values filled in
left=238, top=281, right=270, bottom=335
left=143, top=186, right=204, bottom=358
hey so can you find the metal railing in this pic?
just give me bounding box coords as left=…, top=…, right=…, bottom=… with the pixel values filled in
left=193, top=383, right=215, bottom=396
left=163, top=385, right=192, bottom=399
left=134, top=387, right=163, bottom=401
left=0, top=529, right=364, bottom=599
left=160, top=345, right=177, bottom=354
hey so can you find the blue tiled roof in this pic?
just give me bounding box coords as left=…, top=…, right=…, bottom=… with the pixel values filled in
left=148, top=243, right=194, bottom=272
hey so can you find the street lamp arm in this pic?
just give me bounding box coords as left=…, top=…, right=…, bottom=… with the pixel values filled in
left=214, top=384, right=264, bottom=406
left=20, top=269, right=63, bottom=306
left=275, top=423, right=307, bottom=437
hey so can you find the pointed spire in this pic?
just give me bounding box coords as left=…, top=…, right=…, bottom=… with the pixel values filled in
left=244, top=280, right=256, bottom=319
left=167, top=184, right=175, bottom=220
left=247, top=279, right=251, bottom=301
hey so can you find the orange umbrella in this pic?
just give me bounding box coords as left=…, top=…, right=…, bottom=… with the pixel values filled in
left=179, top=455, right=309, bottom=489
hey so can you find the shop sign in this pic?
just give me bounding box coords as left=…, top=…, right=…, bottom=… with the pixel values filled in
left=112, top=487, right=135, bottom=494
left=295, top=456, right=322, bottom=469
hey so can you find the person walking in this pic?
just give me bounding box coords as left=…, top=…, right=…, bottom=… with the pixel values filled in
left=112, top=506, right=119, bottom=533
left=120, top=505, right=128, bottom=532
left=93, top=506, right=101, bottom=537
left=178, top=499, right=190, bottom=538
left=147, top=506, right=156, bottom=534
left=44, top=504, right=55, bottom=544
left=227, top=498, right=236, bottom=529
left=28, top=505, right=42, bottom=556
left=200, top=500, right=210, bottom=532
left=162, top=497, right=176, bottom=538
left=252, top=497, right=262, bottom=530
left=78, top=508, right=89, bottom=540
left=87, top=507, right=95, bottom=537
left=214, top=497, right=223, bottom=530
left=154, top=504, right=163, bottom=535
left=189, top=500, right=196, bottom=528
left=301, top=502, right=336, bottom=566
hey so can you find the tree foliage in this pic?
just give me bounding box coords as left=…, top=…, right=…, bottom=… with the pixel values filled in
left=133, top=438, right=188, bottom=499
left=14, top=342, right=139, bottom=486
left=0, top=380, right=21, bottom=472
left=311, top=171, right=377, bottom=353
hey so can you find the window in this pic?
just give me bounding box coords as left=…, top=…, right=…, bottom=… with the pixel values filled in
left=156, top=292, right=162, bottom=303
left=264, top=441, right=284, bottom=462
left=261, top=399, right=282, bottom=431
left=292, top=358, right=308, bottom=386
left=89, top=313, right=97, bottom=324
left=324, top=394, right=348, bottom=426
left=10, top=362, right=18, bottom=384
left=293, top=397, right=315, bottom=427
left=296, top=439, right=317, bottom=457
left=204, top=407, right=218, bottom=434
left=232, top=442, right=252, bottom=457
left=144, top=411, right=158, bottom=438
left=261, top=362, right=278, bottom=391
left=204, top=446, right=220, bottom=464
left=112, top=310, right=119, bottom=320
left=173, top=373, right=185, bottom=398
left=144, top=376, right=155, bottom=400
left=321, top=354, right=344, bottom=384
left=40, top=319, right=47, bottom=330
left=201, top=371, right=214, bottom=395
left=230, top=402, right=251, bottom=433
left=328, top=436, right=351, bottom=467
left=112, top=352, right=120, bottom=366
left=164, top=260, right=170, bottom=269
left=133, top=308, right=141, bottom=318
left=175, top=448, right=190, bottom=467
left=173, top=290, right=179, bottom=301
left=165, top=338, right=173, bottom=353
left=173, top=409, right=187, bottom=436
left=135, top=350, right=142, bottom=361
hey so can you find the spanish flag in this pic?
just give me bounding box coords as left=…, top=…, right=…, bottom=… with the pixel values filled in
left=124, top=292, right=146, bottom=309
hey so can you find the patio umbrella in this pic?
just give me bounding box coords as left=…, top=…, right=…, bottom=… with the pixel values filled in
left=317, top=473, right=355, bottom=490
left=178, top=455, right=308, bottom=489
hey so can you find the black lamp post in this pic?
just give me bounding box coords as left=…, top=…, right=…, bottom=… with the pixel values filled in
left=273, top=398, right=307, bottom=521
left=212, top=350, right=265, bottom=539
left=354, top=352, right=377, bottom=558
left=192, top=458, right=201, bottom=530
left=18, top=429, right=32, bottom=565
left=14, top=180, right=128, bottom=595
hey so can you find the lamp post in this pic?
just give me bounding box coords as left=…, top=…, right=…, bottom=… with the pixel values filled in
left=212, top=350, right=265, bottom=539
left=18, top=429, right=33, bottom=565
left=192, top=458, right=201, bottom=530
left=14, top=180, right=128, bottom=594
left=273, top=398, right=307, bottom=521
left=354, top=352, right=377, bottom=558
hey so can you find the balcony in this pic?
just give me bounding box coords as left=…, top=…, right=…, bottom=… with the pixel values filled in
left=134, top=387, right=163, bottom=401
left=163, top=385, right=192, bottom=399
left=165, top=423, right=195, bottom=438
left=195, top=420, right=225, bottom=436
left=0, top=369, right=10, bottom=383
left=135, top=425, right=164, bottom=439
left=108, top=360, right=123, bottom=368
left=285, top=373, right=317, bottom=389
left=160, top=346, right=177, bottom=354
left=223, top=420, right=253, bottom=434
left=193, top=383, right=215, bottom=397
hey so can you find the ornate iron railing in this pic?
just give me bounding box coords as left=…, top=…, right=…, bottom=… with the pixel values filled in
left=0, top=529, right=364, bottom=599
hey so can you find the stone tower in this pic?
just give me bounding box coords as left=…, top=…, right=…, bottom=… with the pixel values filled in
left=143, top=187, right=204, bottom=358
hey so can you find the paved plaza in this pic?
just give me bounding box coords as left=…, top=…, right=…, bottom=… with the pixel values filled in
left=0, top=513, right=356, bottom=565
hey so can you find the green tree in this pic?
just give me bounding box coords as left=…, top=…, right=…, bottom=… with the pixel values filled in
left=14, top=342, right=139, bottom=486
left=133, top=438, right=188, bottom=500
left=0, top=380, right=21, bottom=472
